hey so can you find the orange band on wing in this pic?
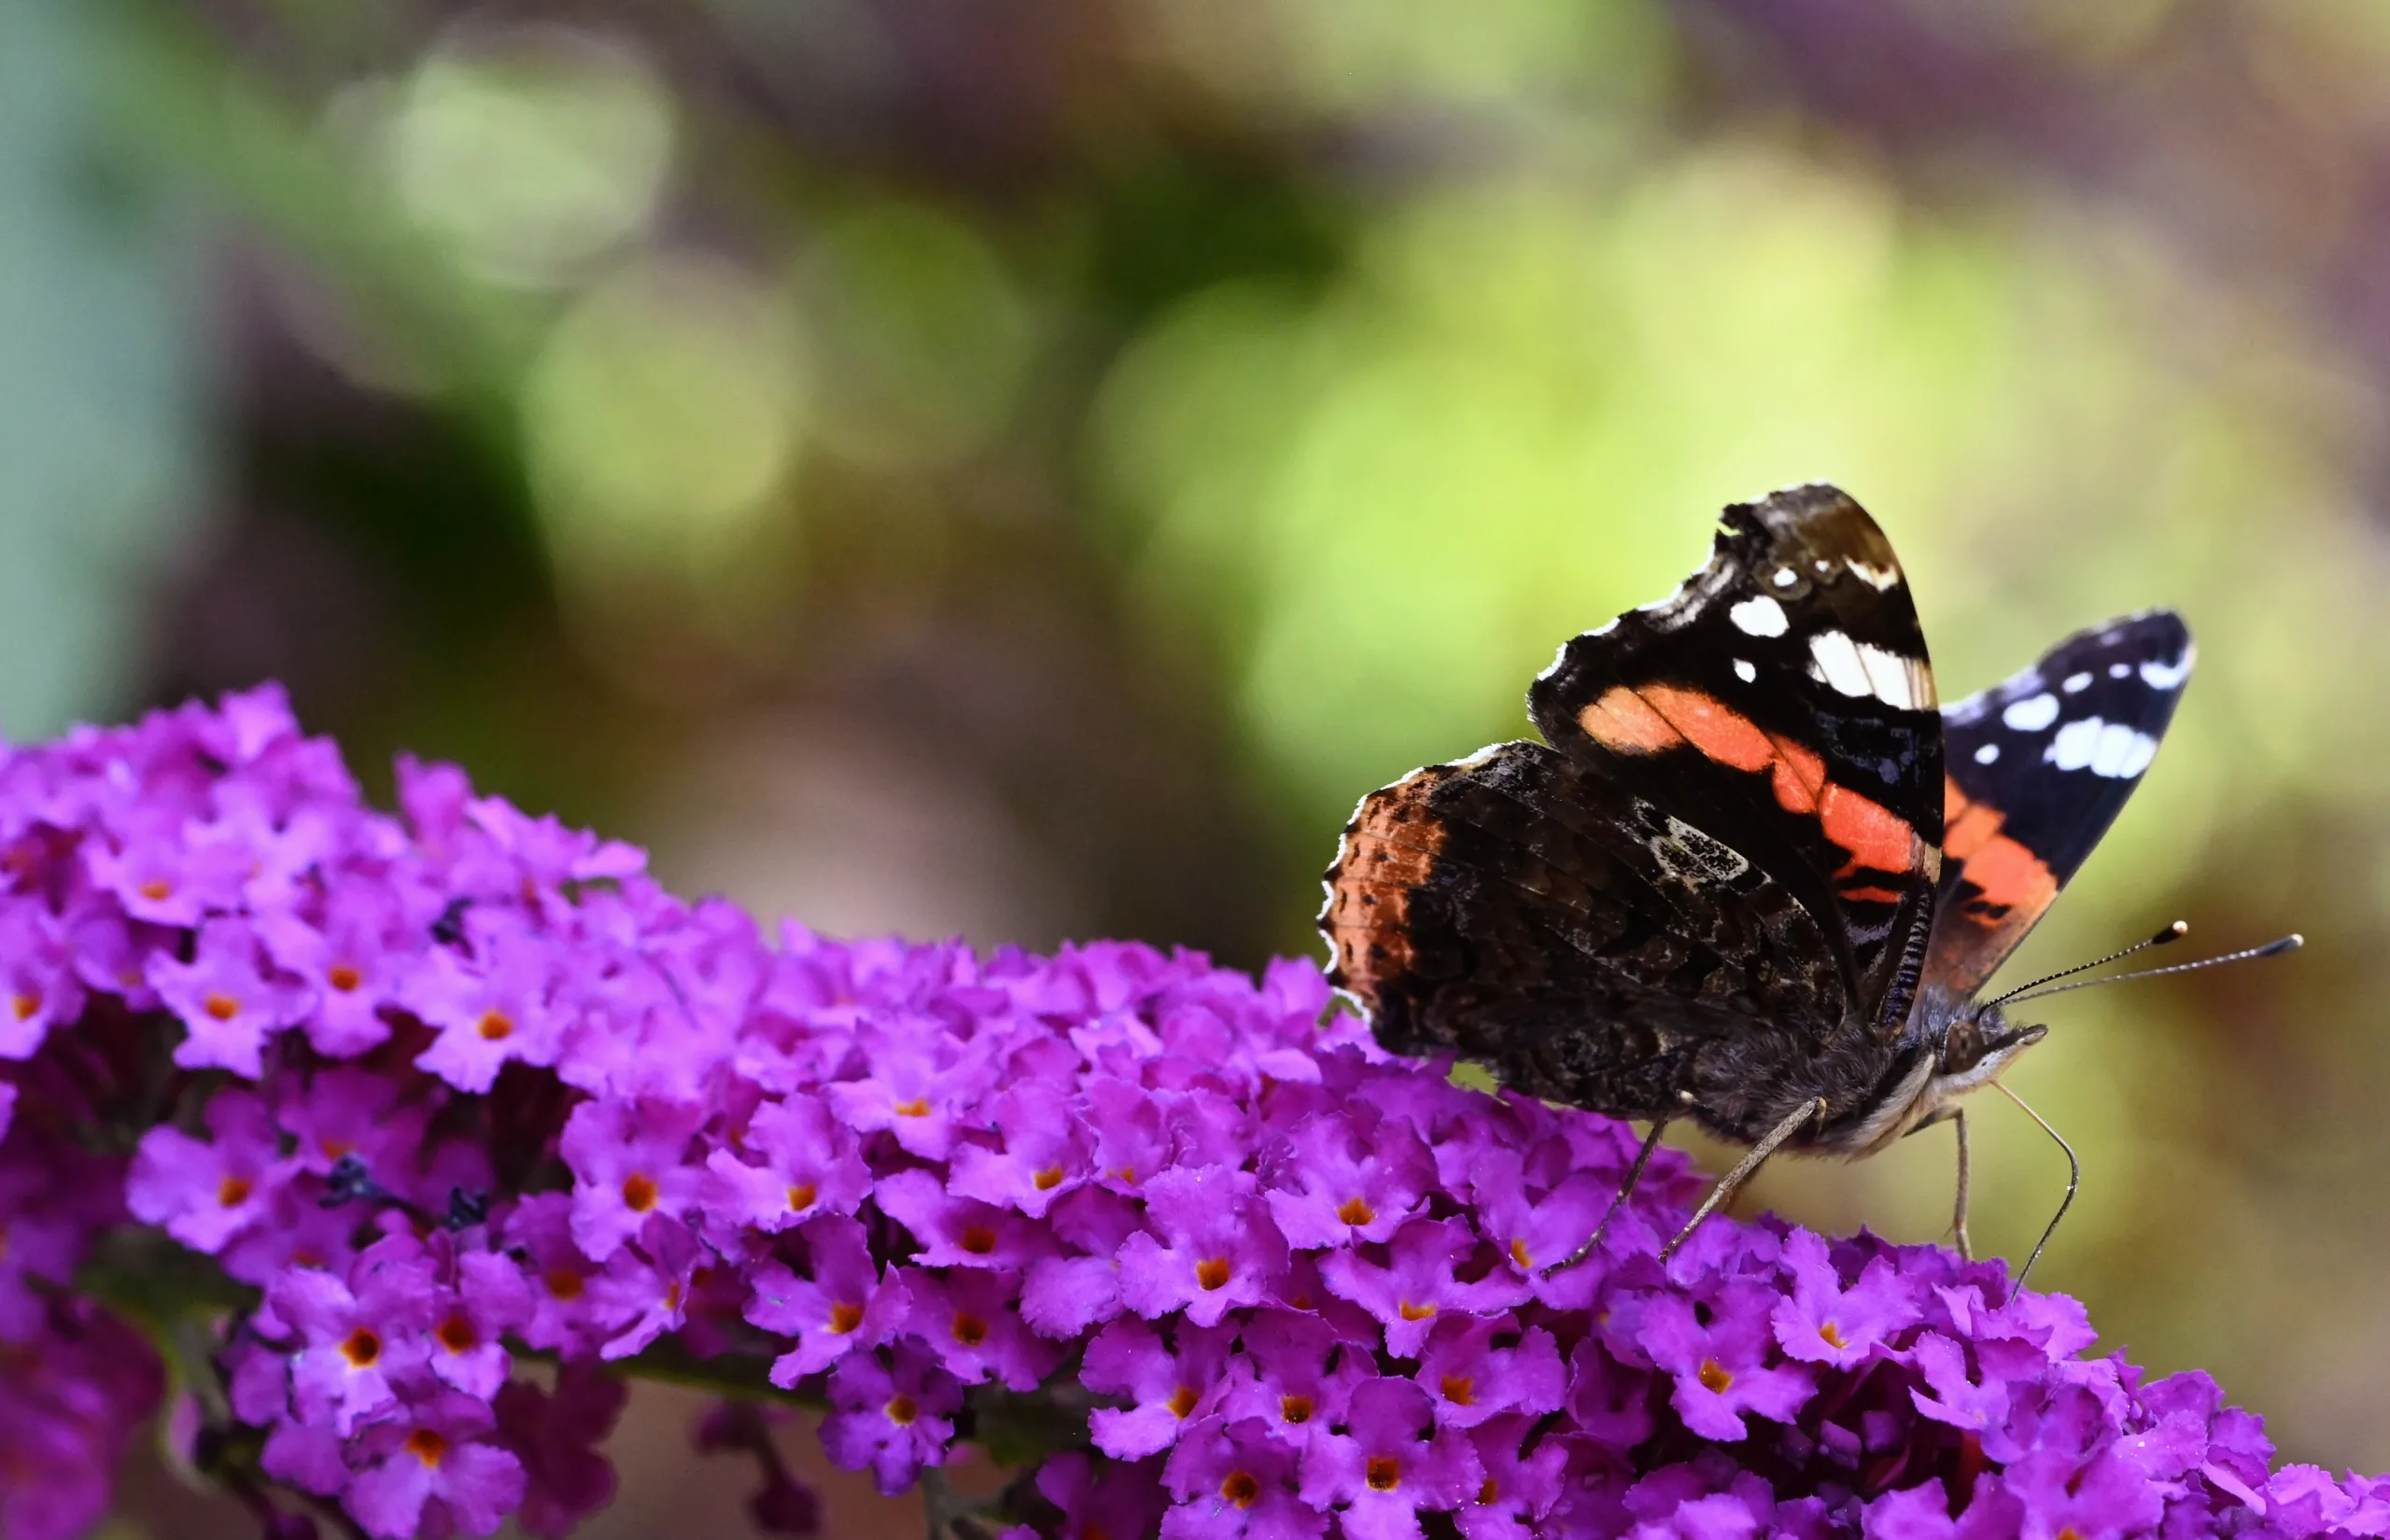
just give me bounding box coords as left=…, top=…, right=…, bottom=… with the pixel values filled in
left=1578, top=688, right=1684, bottom=754
left=1820, top=784, right=1918, bottom=875
left=1941, top=777, right=2056, bottom=913
left=1766, top=735, right=1827, bottom=815
left=1638, top=685, right=1777, bottom=773
left=1574, top=682, right=1920, bottom=883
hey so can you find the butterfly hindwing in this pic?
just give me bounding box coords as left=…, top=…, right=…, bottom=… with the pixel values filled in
left=1525, top=484, right=1945, bottom=1037
left=1320, top=739, right=1852, bottom=1131
left=1924, top=609, right=2194, bottom=999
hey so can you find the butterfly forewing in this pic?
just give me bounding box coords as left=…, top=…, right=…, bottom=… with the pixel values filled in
left=1525, top=485, right=1945, bottom=1038
left=1925, top=609, right=2194, bottom=999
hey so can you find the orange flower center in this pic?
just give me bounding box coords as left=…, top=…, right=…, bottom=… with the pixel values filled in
left=203, top=992, right=240, bottom=1022
left=1167, top=1384, right=1199, bottom=1419
left=828, top=1302, right=865, bottom=1335
left=1820, top=1321, right=1848, bottom=1350
left=341, top=1327, right=383, bottom=1368
left=1367, top=1456, right=1401, bottom=1491
left=1441, top=1374, right=1474, bottom=1406
left=327, top=962, right=363, bottom=992
left=545, top=1267, right=585, bottom=1301
left=436, top=1314, right=478, bottom=1353
left=476, top=1010, right=513, bottom=1041
left=1195, top=1258, right=1231, bottom=1291
left=1220, top=1471, right=1260, bottom=1508
left=1033, top=1165, right=1065, bottom=1191
left=1398, top=1300, right=1436, bottom=1322
left=1698, top=1359, right=1734, bottom=1394
left=885, top=1394, right=919, bottom=1426
left=621, top=1173, right=659, bottom=1212
left=1510, top=1238, right=1533, bottom=1268
left=951, top=1311, right=990, bottom=1347
left=9, top=993, right=37, bottom=1022
left=1336, top=1196, right=1375, bottom=1226
left=217, top=1176, right=252, bottom=1208
left=405, top=1428, right=448, bottom=1467
left=1279, top=1394, right=1313, bottom=1424
left=785, top=1182, right=818, bottom=1211
left=960, top=1225, right=998, bottom=1255
left=1478, top=1477, right=1499, bottom=1505
left=893, top=1097, right=931, bottom=1118
left=137, top=877, right=173, bottom=902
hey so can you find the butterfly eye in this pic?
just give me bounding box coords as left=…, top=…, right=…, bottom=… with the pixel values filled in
left=1939, top=1018, right=1985, bottom=1074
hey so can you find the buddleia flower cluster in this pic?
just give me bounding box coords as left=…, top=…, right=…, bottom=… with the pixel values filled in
left=0, top=686, right=2383, bottom=1539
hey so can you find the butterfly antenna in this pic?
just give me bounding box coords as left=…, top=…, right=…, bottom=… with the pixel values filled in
left=1998, top=931, right=2302, bottom=1008
left=1994, top=1079, right=2076, bottom=1302
left=1981, top=920, right=2188, bottom=1010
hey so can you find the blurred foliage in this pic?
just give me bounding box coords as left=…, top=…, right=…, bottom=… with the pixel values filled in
left=21, top=0, right=2390, bottom=1517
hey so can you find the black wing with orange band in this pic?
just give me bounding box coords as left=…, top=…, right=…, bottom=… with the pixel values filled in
left=1525, top=485, right=1945, bottom=1039
left=1924, top=610, right=2193, bottom=999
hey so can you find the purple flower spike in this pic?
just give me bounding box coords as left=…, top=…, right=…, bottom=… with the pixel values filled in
left=0, top=688, right=2363, bottom=1540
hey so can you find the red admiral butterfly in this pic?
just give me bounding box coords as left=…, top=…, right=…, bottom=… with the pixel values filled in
left=1319, top=484, right=2290, bottom=1281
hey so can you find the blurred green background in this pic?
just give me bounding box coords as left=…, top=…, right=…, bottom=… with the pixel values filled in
left=21, top=0, right=2390, bottom=1529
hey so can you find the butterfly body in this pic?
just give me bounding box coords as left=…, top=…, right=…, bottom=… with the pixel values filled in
left=1320, top=484, right=2191, bottom=1187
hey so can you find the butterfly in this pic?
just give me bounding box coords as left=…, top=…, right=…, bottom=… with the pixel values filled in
left=1316, top=483, right=2257, bottom=1278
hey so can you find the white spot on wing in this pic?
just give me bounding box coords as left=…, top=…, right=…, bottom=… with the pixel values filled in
left=1734, top=658, right=1757, bottom=683
left=1730, top=595, right=1791, bottom=637
left=1974, top=742, right=2000, bottom=765
left=2062, top=672, right=2091, bottom=693
left=1772, top=567, right=1797, bottom=589
left=2046, top=717, right=2100, bottom=770
left=2140, top=654, right=2192, bottom=690
left=2002, top=693, right=2060, bottom=732
left=2090, top=722, right=2143, bottom=776
left=1808, top=631, right=1872, bottom=697
left=2109, top=662, right=2131, bottom=679
left=1846, top=558, right=1900, bottom=591
left=1856, top=642, right=1934, bottom=709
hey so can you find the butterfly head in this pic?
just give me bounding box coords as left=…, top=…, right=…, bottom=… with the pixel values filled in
left=1926, top=1005, right=2048, bottom=1104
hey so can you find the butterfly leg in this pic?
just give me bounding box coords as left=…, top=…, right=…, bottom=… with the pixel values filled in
left=1948, top=1105, right=1973, bottom=1260
left=1658, top=1097, right=1826, bottom=1264
left=1901, top=1104, right=1972, bottom=1259
left=1545, top=1114, right=1675, bottom=1276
